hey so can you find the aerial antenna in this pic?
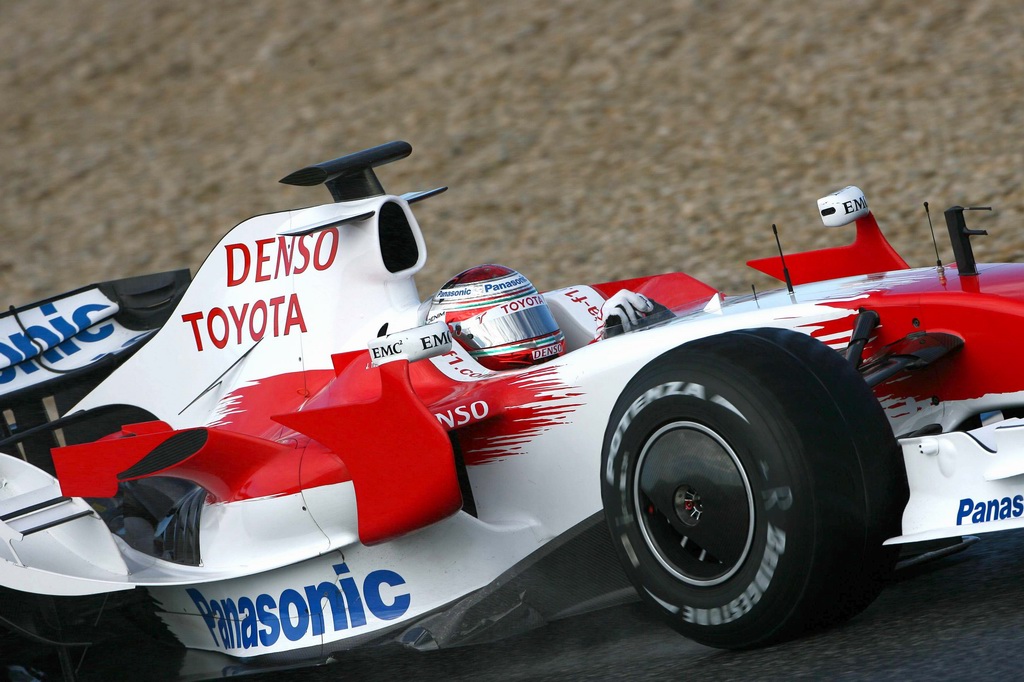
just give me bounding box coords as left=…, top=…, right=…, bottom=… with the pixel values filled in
left=772, top=224, right=795, bottom=296
left=751, top=284, right=759, bottom=308
left=924, top=201, right=945, bottom=277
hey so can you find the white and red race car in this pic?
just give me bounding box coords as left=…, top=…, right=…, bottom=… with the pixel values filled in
left=0, top=142, right=1018, bottom=677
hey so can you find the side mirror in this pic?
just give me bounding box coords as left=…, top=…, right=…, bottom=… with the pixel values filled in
left=367, top=321, right=453, bottom=367
left=817, top=186, right=869, bottom=227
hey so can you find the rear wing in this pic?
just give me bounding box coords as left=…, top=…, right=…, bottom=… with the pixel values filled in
left=0, top=270, right=190, bottom=473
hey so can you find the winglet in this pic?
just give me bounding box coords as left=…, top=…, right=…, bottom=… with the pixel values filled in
left=52, top=423, right=321, bottom=502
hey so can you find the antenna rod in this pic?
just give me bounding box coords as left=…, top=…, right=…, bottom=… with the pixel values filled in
left=921, top=199, right=942, bottom=268
left=772, top=224, right=795, bottom=295
left=929, top=201, right=942, bottom=278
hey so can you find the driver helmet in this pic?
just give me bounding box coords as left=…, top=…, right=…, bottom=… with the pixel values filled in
left=426, top=264, right=565, bottom=370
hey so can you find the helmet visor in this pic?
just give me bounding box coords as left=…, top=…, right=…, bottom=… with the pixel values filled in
left=455, top=295, right=560, bottom=350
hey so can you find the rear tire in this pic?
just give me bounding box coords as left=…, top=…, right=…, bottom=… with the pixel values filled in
left=601, top=328, right=907, bottom=648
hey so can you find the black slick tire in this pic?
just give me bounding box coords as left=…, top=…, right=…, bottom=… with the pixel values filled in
left=600, top=328, right=908, bottom=649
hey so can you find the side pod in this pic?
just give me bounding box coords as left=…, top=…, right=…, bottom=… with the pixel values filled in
left=273, top=359, right=462, bottom=545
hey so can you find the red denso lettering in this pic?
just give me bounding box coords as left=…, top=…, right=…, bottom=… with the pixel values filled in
left=275, top=237, right=295, bottom=279
left=225, top=244, right=251, bottom=287
left=313, top=230, right=338, bottom=271
left=180, top=294, right=307, bottom=352
left=222, top=229, right=339, bottom=287
left=293, top=236, right=311, bottom=275
left=254, top=238, right=275, bottom=282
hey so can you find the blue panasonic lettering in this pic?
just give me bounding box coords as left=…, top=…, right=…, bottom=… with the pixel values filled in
left=304, top=580, right=349, bottom=636
left=0, top=342, right=26, bottom=384
left=0, top=342, right=24, bottom=367
left=55, top=334, right=82, bottom=356
left=956, top=495, right=1024, bottom=525
left=41, top=303, right=83, bottom=354
left=238, top=597, right=258, bottom=648
left=333, top=563, right=367, bottom=628
left=187, top=588, right=216, bottom=642
left=256, top=593, right=280, bottom=646
left=483, top=275, right=527, bottom=293
left=209, top=599, right=228, bottom=648
left=220, top=598, right=239, bottom=649
left=363, top=569, right=410, bottom=620
left=0, top=301, right=118, bottom=385
left=279, top=589, right=309, bottom=641
left=956, top=499, right=974, bottom=525
left=187, top=563, right=410, bottom=651
left=71, top=303, right=116, bottom=342
left=9, top=326, right=62, bottom=364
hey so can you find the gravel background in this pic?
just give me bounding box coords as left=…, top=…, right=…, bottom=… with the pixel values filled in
left=2, top=1, right=1023, bottom=306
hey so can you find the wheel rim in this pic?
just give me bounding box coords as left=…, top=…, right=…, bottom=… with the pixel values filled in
left=634, top=421, right=755, bottom=586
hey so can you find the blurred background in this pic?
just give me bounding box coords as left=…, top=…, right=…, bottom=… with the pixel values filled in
left=1, top=0, right=1022, bottom=305
left=2, top=3, right=1024, bottom=679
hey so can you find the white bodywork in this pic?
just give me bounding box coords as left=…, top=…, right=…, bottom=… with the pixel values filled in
left=1, top=182, right=1022, bottom=661
left=890, top=419, right=1024, bottom=544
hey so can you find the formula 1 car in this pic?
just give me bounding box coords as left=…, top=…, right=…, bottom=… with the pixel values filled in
left=0, top=141, right=1017, bottom=678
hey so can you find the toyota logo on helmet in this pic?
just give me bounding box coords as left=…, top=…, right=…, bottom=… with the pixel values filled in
left=426, top=265, right=565, bottom=370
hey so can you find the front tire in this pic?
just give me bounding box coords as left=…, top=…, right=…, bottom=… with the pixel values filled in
left=601, top=328, right=907, bottom=649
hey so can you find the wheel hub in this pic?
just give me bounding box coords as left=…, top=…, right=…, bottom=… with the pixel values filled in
left=635, top=421, right=755, bottom=586
left=674, top=486, right=702, bottom=526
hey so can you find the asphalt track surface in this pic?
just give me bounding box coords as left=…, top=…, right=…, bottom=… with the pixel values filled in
left=16, top=528, right=1024, bottom=680
left=254, top=529, right=1024, bottom=682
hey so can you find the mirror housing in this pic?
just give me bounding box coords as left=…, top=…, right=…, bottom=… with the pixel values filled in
left=818, top=186, right=869, bottom=227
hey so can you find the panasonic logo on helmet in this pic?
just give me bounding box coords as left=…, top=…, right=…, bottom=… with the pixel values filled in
left=484, top=275, right=528, bottom=293
left=438, top=287, right=473, bottom=299
left=185, top=562, right=410, bottom=651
